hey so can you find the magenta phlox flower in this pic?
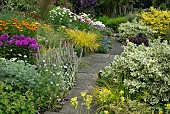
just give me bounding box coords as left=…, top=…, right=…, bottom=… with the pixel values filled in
left=15, top=40, right=22, bottom=46
left=32, top=53, right=38, bottom=58
left=0, top=41, right=2, bottom=46
left=30, top=38, right=37, bottom=44
left=28, top=43, right=37, bottom=50
left=20, top=39, right=29, bottom=46
left=6, top=40, right=13, bottom=45
left=0, top=33, right=9, bottom=41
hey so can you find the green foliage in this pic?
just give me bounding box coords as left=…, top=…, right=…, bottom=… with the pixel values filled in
left=97, top=16, right=110, bottom=24
left=0, top=81, right=37, bottom=114
left=118, top=19, right=157, bottom=42
left=106, top=16, right=128, bottom=32
left=99, top=40, right=170, bottom=112
left=141, top=7, right=170, bottom=35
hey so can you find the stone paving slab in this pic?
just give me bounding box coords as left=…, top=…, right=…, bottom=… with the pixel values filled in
left=79, top=63, right=109, bottom=73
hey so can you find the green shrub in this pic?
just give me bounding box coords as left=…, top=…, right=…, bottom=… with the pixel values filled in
left=99, top=40, right=170, bottom=111
left=97, top=15, right=110, bottom=24
left=106, top=16, right=128, bottom=32
left=0, top=81, right=37, bottom=114
left=118, top=19, right=157, bottom=42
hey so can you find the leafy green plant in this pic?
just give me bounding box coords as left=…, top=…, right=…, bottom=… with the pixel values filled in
left=118, top=19, right=157, bottom=42
left=98, top=39, right=170, bottom=113
left=106, top=16, right=128, bottom=32
left=0, top=81, right=37, bottom=114
left=97, top=15, right=110, bottom=24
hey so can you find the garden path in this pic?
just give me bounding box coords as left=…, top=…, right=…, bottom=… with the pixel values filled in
left=45, top=35, right=123, bottom=114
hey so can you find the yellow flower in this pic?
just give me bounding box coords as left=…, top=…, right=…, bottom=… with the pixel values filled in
left=61, top=25, right=66, bottom=29
left=120, top=90, right=124, bottom=96
left=159, top=111, right=163, bottom=114
left=104, top=110, right=109, bottom=114
left=118, top=107, right=123, bottom=111
left=165, top=103, right=170, bottom=109
left=70, top=97, right=78, bottom=109
left=81, top=92, right=86, bottom=98
left=85, top=95, right=93, bottom=110
left=120, top=96, right=125, bottom=103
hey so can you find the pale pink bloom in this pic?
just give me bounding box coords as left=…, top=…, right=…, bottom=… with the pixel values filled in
left=80, top=19, right=85, bottom=23
left=78, top=16, right=82, bottom=20
left=73, top=16, right=77, bottom=21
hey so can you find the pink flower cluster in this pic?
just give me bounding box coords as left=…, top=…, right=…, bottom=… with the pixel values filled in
left=74, top=16, right=93, bottom=24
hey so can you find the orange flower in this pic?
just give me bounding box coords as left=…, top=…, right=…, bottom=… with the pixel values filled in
left=0, top=27, right=2, bottom=31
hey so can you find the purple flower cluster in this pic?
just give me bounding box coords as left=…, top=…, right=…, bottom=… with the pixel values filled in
left=0, top=34, right=41, bottom=50
left=101, top=36, right=111, bottom=50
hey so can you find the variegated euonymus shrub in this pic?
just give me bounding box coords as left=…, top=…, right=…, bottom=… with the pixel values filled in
left=118, top=19, right=157, bottom=42
left=101, top=40, right=170, bottom=105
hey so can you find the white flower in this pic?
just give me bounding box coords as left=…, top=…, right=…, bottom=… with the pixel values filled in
left=18, top=54, right=22, bottom=56
left=56, top=84, right=60, bottom=86
left=45, top=69, right=48, bottom=72
left=23, top=55, right=27, bottom=58
left=50, top=81, right=53, bottom=84
left=10, top=58, right=17, bottom=62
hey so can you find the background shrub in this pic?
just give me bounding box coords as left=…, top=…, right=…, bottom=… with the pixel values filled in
left=141, top=7, right=170, bottom=35
left=106, top=16, right=128, bottom=32
left=118, top=19, right=157, bottom=42
left=98, top=40, right=170, bottom=111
